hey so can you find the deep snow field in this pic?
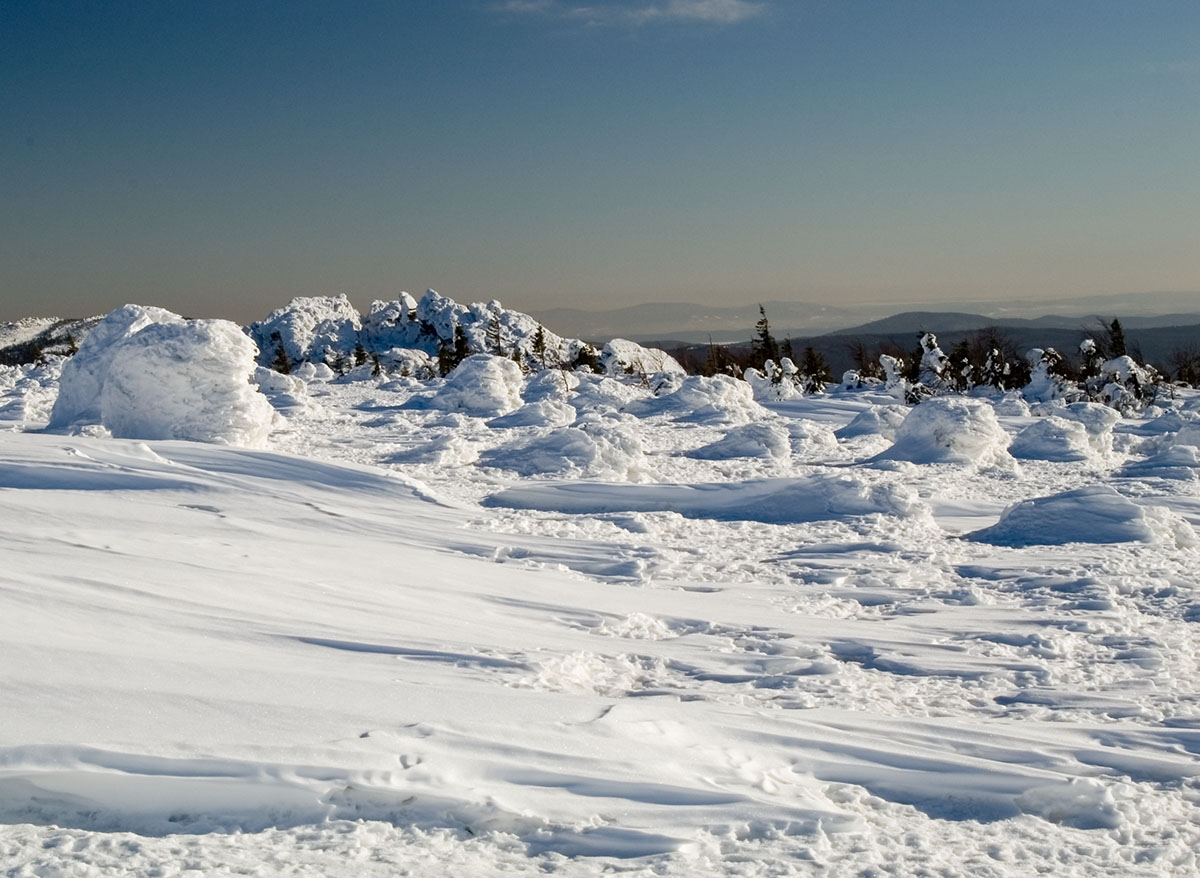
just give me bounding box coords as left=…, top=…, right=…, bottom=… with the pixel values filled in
left=1, top=320, right=1199, bottom=875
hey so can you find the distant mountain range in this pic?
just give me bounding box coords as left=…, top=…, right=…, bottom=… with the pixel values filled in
left=533, top=291, right=1200, bottom=345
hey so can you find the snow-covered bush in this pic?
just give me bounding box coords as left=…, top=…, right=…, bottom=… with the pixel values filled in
left=875, top=397, right=1013, bottom=467
left=1022, top=348, right=1079, bottom=404
left=49, top=305, right=184, bottom=429
left=430, top=354, right=525, bottom=417
left=99, top=320, right=275, bottom=446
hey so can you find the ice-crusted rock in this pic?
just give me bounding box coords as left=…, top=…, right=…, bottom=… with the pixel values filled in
left=874, top=397, right=1013, bottom=467
left=429, top=355, right=525, bottom=417
left=968, top=485, right=1196, bottom=547
left=835, top=405, right=909, bottom=440
left=246, top=295, right=361, bottom=369
left=49, top=305, right=185, bottom=429
left=686, top=422, right=792, bottom=460
left=1009, top=417, right=1095, bottom=462
left=100, top=320, right=275, bottom=446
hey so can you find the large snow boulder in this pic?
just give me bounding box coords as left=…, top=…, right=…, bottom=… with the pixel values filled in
left=429, top=355, right=525, bottom=417
left=967, top=485, right=1196, bottom=548
left=246, top=295, right=361, bottom=368
left=1117, top=445, right=1200, bottom=481
left=100, top=320, right=275, bottom=446
left=49, top=305, right=185, bottom=429
left=1009, top=417, right=1094, bottom=462
left=874, top=397, right=1013, bottom=466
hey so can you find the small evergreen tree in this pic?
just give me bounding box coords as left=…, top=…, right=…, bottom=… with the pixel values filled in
left=751, top=305, right=780, bottom=368
left=799, top=345, right=832, bottom=393
left=353, top=342, right=368, bottom=368
left=437, top=337, right=457, bottom=376
left=486, top=314, right=503, bottom=356
left=453, top=324, right=471, bottom=363
left=781, top=337, right=796, bottom=363
left=531, top=324, right=548, bottom=370
left=271, top=344, right=291, bottom=374
left=1108, top=318, right=1127, bottom=358
left=572, top=343, right=600, bottom=373
left=371, top=353, right=382, bottom=377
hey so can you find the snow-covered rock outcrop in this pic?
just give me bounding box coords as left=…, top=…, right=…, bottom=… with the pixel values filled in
left=49, top=306, right=274, bottom=446
left=49, top=305, right=185, bottom=429
left=101, top=320, right=275, bottom=446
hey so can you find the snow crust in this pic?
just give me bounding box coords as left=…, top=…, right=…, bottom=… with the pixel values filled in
left=3, top=310, right=1200, bottom=876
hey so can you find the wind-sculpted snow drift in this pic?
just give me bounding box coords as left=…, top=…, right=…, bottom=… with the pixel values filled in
left=3, top=296, right=1200, bottom=875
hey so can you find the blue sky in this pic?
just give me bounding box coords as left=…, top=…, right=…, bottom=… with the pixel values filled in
left=2, top=0, right=1197, bottom=321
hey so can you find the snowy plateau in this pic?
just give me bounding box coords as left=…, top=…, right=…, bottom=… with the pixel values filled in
left=1, top=294, right=1199, bottom=877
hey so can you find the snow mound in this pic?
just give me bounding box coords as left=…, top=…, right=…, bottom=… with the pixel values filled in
left=0, top=360, right=63, bottom=423
left=1015, top=779, right=1123, bottom=830
left=1035, top=402, right=1119, bottom=454
left=990, top=394, right=1031, bottom=417
left=967, top=485, right=1197, bottom=547
left=387, top=434, right=479, bottom=466
left=1009, top=417, right=1095, bottom=462
left=48, top=305, right=184, bottom=429
left=835, top=405, right=909, bottom=440
left=624, top=375, right=767, bottom=425
left=479, top=423, right=648, bottom=480
left=600, top=339, right=684, bottom=377
left=487, top=399, right=576, bottom=429
left=686, top=422, right=791, bottom=460
left=246, top=295, right=361, bottom=369
left=1118, top=445, right=1200, bottom=481
left=430, top=355, right=525, bottom=418
left=786, top=418, right=840, bottom=453
left=1170, top=421, right=1200, bottom=449
left=874, top=398, right=1013, bottom=467
left=100, top=320, right=276, bottom=446
left=484, top=474, right=925, bottom=524
left=253, top=367, right=316, bottom=417
left=523, top=369, right=580, bottom=401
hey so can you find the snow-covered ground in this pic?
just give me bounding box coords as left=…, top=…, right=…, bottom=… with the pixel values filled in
left=1, top=331, right=1199, bottom=875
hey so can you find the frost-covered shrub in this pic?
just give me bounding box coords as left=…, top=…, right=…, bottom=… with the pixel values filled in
left=744, top=359, right=803, bottom=402
left=1009, top=417, right=1094, bottom=462
left=100, top=320, right=275, bottom=446
left=686, top=422, right=792, bottom=460
left=49, top=304, right=184, bottom=429
left=875, top=397, right=1013, bottom=467
left=1022, top=348, right=1079, bottom=404
left=429, top=355, right=525, bottom=417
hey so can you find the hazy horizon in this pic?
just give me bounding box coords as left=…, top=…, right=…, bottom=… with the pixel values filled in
left=3, top=1, right=1198, bottom=323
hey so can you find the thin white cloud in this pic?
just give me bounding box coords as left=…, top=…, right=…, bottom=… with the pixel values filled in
left=495, top=0, right=766, bottom=27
